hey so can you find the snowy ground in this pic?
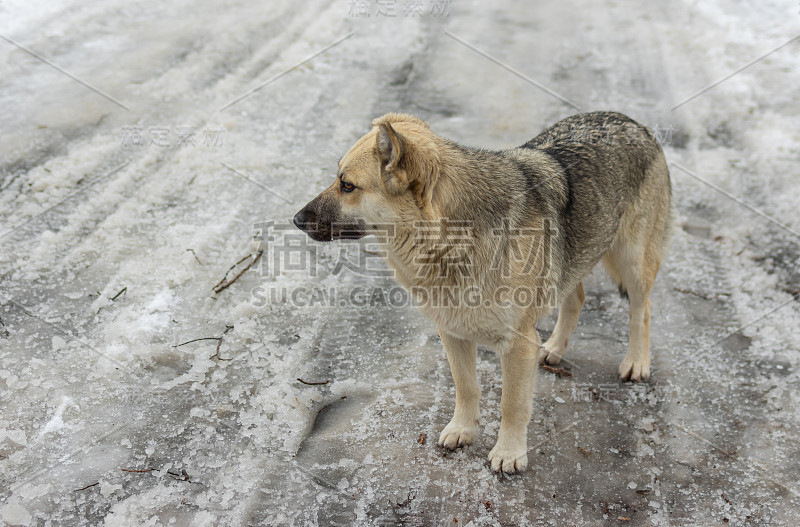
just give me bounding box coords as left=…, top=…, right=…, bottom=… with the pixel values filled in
left=1, top=0, right=800, bottom=525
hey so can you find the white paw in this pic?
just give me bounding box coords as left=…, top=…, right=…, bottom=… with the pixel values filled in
left=488, top=443, right=528, bottom=473
left=619, top=356, right=650, bottom=382
left=438, top=420, right=478, bottom=449
left=538, top=343, right=564, bottom=365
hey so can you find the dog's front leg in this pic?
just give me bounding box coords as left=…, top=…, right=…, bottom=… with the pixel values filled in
left=437, top=330, right=480, bottom=449
left=489, top=329, right=539, bottom=473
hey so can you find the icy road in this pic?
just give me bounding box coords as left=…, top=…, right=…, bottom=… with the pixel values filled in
left=1, top=0, right=799, bottom=525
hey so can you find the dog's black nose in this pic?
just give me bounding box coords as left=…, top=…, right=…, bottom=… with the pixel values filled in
left=293, top=208, right=315, bottom=230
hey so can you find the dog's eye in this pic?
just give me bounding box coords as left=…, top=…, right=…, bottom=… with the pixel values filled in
left=340, top=180, right=355, bottom=193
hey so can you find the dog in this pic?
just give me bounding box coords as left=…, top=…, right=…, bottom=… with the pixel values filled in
left=293, top=111, right=672, bottom=473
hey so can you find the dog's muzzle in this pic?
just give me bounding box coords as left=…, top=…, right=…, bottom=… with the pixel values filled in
left=293, top=200, right=367, bottom=241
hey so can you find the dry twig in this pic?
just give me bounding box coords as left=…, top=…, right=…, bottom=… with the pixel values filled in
left=296, top=378, right=330, bottom=386
left=173, top=337, right=221, bottom=348
left=110, top=287, right=127, bottom=301
left=541, top=364, right=573, bottom=378
left=167, top=469, right=191, bottom=482
left=186, top=248, right=202, bottom=265
left=213, top=250, right=263, bottom=294
left=210, top=325, right=235, bottom=361
left=393, top=490, right=416, bottom=508
left=172, top=325, right=235, bottom=361
left=673, top=287, right=711, bottom=301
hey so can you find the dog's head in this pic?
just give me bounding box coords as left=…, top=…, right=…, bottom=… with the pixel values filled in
left=293, top=113, right=440, bottom=241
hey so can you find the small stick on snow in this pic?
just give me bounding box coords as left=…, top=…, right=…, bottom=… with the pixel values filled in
left=541, top=364, right=572, bottom=378
left=73, top=482, right=99, bottom=492
left=296, top=378, right=330, bottom=386
left=210, top=325, right=234, bottom=361
left=394, top=490, right=416, bottom=508
left=212, top=250, right=263, bottom=294
left=186, top=249, right=203, bottom=265
left=110, top=287, right=127, bottom=301
left=167, top=469, right=191, bottom=482
left=172, top=326, right=234, bottom=360
left=121, top=468, right=154, bottom=473
left=173, top=337, right=222, bottom=347
left=673, top=287, right=711, bottom=301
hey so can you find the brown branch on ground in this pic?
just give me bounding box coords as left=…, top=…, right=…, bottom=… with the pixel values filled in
left=73, top=482, right=99, bottom=492
left=186, top=248, right=203, bottom=265
left=210, top=325, right=235, bottom=361
left=541, top=364, right=573, bottom=378
left=172, top=326, right=235, bottom=361
left=673, top=287, right=712, bottom=301
left=167, top=469, right=191, bottom=482
left=173, top=337, right=221, bottom=348
left=110, top=287, right=127, bottom=301
left=212, top=250, right=263, bottom=294
left=393, top=489, right=416, bottom=508
left=122, top=466, right=194, bottom=484
left=296, top=378, right=330, bottom=386
left=417, top=432, right=427, bottom=445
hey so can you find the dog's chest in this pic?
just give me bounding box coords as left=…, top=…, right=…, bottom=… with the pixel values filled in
left=419, top=299, right=517, bottom=346
left=386, top=247, right=522, bottom=345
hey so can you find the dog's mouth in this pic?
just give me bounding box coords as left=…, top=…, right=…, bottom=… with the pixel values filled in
left=306, top=225, right=367, bottom=242
left=293, top=215, right=367, bottom=242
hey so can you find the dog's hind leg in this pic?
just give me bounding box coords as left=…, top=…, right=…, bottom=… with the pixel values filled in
left=606, top=155, right=672, bottom=381
left=437, top=330, right=480, bottom=449
left=603, top=222, right=663, bottom=382
left=539, top=282, right=585, bottom=365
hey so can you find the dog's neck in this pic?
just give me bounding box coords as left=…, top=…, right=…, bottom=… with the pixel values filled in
left=377, top=139, right=530, bottom=288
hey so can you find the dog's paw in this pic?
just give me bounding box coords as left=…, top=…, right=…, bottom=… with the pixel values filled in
left=438, top=421, right=478, bottom=449
left=488, top=444, right=528, bottom=473
left=538, top=343, right=564, bottom=365
left=618, top=356, right=650, bottom=382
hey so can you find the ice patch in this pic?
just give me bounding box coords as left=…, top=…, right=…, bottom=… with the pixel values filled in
left=37, top=396, right=77, bottom=438
left=1, top=500, right=32, bottom=527
left=0, top=429, right=28, bottom=446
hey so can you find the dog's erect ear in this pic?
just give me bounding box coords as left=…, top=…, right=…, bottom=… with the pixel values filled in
left=374, top=116, right=439, bottom=202
left=376, top=122, right=409, bottom=195
left=376, top=122, right=404, bottom=172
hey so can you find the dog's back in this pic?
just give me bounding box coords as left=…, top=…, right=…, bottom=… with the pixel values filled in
left=513, top=111, right=672, bottom=299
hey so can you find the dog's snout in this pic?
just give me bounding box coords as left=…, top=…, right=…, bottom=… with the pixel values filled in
left=293, top=208, right=316, bottom=230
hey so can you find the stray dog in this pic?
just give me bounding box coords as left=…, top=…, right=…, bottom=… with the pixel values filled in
left=294, top=111, right=672, bottom=473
